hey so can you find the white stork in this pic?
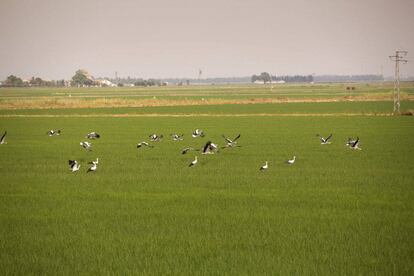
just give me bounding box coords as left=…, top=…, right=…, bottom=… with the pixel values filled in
left=68, top=160, right=80, bottom=172
left=137, top=141, right=154, bottom=148
left=149, top=134, right=163, bottom=142
left=287, top=156, right=296, bottom=165
left=202, top=141, right=218, bottom=154
left=0, top=131, right=7, bottom=145
left=86, top=132, right=100, bottom=139
left=80, top=141, right=92, bottom=151
left=182, top=147, right=199, bottom=154
left=317, top=134, right=332, bottom=145
left=192, top=129, right=205, bottom=138
left=47, top=130, right=61, bottom=136
left=349, top=137, right=362, bottom=150
left=87, top=162, right=98, bottom=173
left=260, top=161, right=268, bottom=171
left=88, top=158, right=99, bottom=165
left=171, top=133, right=184, bottom=141
left=222, top=134, right=241, bottom=148
left=346, top=137, right=357, bottom=147
left=189, top=156, right=198, bottom=167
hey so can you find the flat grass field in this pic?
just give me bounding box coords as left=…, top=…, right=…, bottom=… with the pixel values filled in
left=0, top=84, right=413, bottom=275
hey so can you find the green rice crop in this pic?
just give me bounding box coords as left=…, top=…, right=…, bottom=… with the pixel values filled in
left=0, top=115, right=413, bottom=274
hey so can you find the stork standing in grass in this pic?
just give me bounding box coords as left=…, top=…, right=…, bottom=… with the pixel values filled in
left=260, top=161, right=268, bottom=171
left=287, top=156, right=296, bottom=165
left=189, top=156, right=198, bottom=167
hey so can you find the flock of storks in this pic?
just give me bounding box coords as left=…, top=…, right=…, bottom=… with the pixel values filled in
left=0, top=129, right=361, bottom=173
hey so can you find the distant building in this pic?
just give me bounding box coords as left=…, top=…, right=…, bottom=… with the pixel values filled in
left=95, top=79, right=116, bottom=87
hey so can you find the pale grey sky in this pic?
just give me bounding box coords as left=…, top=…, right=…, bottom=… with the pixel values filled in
left=0, top=0, right=413, bottom=80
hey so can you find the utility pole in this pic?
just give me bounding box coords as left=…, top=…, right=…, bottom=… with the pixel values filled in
left=389, top=51, right=408, bottom=113
left=198, top=69, right=202, bottom=92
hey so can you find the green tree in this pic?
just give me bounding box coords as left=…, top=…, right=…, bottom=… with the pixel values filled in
left=251, top=73, right=271, bottom=83
left=260, top=72, right=271, bottom=83
left=251, top=74, right=258, bottom=83
left=30, top=77, right=45, bottom=86
left=71, top=69, right=94, bottom=87
left=4, top=75, right=24, bottom=87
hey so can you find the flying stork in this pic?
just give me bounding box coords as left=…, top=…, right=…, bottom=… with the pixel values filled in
left=345, top=137, right=357, bottom=147
left=68, top=160, right=80, bottom=172
left=182, top=147, right=198, bottom=154
left=349, top=137, right=361, bottom=150
left=149, top=134, right=163, bottom=142
left=88, top=158, right=99, bottom=165
left=47, top=130, right=61, bottom=136
left=0, top=131, right=7, bottom=145
left=80, top=141, right=92, bottom=151
left=87, top=162, right=97, bottom=173
left=171, top=133, right=184, bottom=141
left=317, top=134, right=332, bottom=145
left=202, top=141, right=218, bottom=154
left=137, top=141, right=154, bottom=148
left=86, top=132, right=100, bottom=139
left=222, top=134, right=241, bottom=148
left=192, top=129, right=205, bottom=138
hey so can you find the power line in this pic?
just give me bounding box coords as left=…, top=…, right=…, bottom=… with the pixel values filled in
left=389, top=51, right=408, bottom=114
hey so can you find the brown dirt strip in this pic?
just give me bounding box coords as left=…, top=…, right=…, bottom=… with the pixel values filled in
left=0, top=113, right=395, bottom=118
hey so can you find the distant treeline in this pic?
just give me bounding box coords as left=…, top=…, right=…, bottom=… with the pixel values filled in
left=133, top=79, right=163, bottom=86
left=112, top=75, right=315, bottom=85
left=108, top=77, right=252, bottom=85
left=106, top=74, right=386, bottom=85
left=0, top=75, right=66, bottom=87
left=1, top=73, right=392, bottom=88
left=251, top=72, right=313, bottom=83
left=313, top=75, right=384, bottom=82
left=164, top=77, right=252, bottom=84
left=272, top=75, right=314, bottom=83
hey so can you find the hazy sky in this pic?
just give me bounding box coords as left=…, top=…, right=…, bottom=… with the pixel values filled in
left=1, top=0, right=413, bottom=80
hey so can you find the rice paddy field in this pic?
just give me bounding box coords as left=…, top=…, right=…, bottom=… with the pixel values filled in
left=0, top=83, right=413, bottom=275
